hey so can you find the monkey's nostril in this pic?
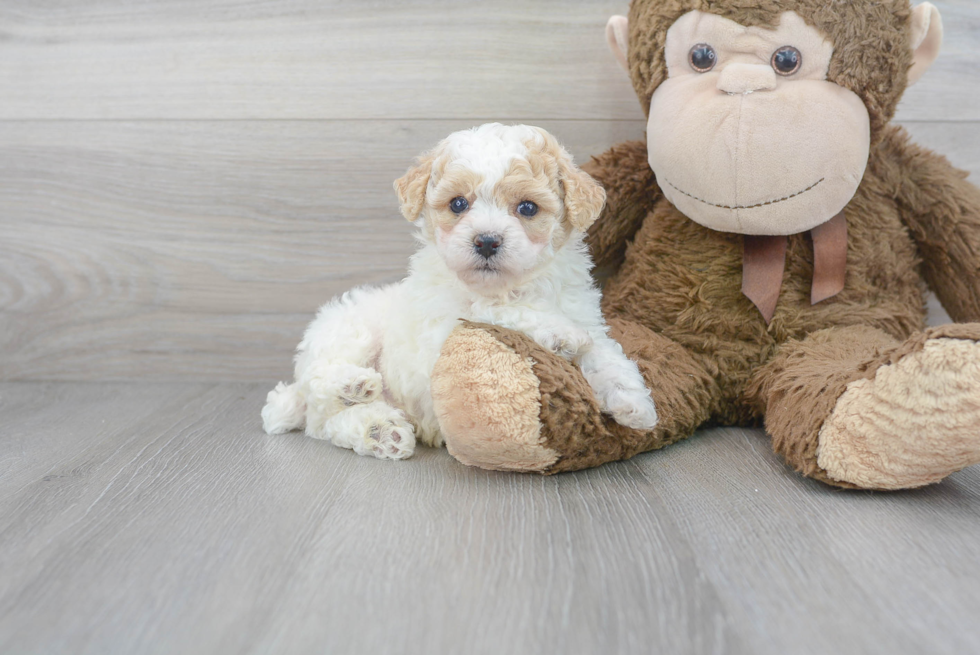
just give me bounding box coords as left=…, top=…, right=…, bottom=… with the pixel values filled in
left=473, top=233, right=502, bottom=260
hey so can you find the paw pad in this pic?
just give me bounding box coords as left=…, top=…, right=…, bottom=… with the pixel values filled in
left=365, top=420, right=415, bottom=460
left=339, top=373, right=383, bottom=406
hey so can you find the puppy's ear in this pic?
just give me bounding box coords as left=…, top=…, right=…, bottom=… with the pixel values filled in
left=394, top=153, right=435, bottom=222
left=560, top=163, right=606, bottom=232
left=533, top=128, right=607, bottom=232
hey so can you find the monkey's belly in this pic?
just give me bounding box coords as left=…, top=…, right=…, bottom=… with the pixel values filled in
left=600, top=201, right=927, bottom=402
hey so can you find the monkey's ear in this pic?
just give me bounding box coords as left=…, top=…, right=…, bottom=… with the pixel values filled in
left=605, top=16, right=629, bottom=73
left=908, top=3, right=943, bottom=86
left=393, top=153, right=434, bottom=222
left=562, top=166, right=607, bottom=232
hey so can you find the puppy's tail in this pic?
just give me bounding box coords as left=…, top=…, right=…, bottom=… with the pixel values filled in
left=261, top=382, right=306, bottom=434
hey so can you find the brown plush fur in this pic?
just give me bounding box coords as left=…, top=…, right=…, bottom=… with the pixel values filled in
left=876, top=134, right=980, bottom=321
left=597, top=125, right=935, bottom=426
left=584, top=141, right=661, bottom=270
left=429, top=0, right=980, bottom=488
left=570, top=120, right=980, bottom=483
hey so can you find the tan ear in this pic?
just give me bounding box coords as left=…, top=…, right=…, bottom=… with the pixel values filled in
left=530, top=127, right=606, bottom=231
left=561, top=165, right=606, bottom=232
left=605, top=15, right=629, bottom=73
left=908, top=3, right=943, bottom=86
left=393, top=153, right=434, bottom=222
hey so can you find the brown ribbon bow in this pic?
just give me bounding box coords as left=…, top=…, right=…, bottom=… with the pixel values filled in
left=741, top=211, right=848, bottom=324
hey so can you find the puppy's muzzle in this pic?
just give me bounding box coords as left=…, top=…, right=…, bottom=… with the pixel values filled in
left=473, top=233, right=503, bottom=260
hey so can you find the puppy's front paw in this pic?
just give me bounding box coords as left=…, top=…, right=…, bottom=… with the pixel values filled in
left=533, top=325, right=594, bottom=360
left=601, top=386, right=659, bottom=431
left=582, top=344, right=659, bottom=431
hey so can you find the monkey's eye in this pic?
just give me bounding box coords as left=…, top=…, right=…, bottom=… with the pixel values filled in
left=517, top=201, right=538, bottom=218
left=449, top=196, right=469, bottom=214
left=688, top=44, right=717, bottom=73
left=771, top=46, right=802, bottom=76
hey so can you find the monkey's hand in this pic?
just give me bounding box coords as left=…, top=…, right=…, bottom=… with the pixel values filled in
left=886, top=126, right=980, bottom=323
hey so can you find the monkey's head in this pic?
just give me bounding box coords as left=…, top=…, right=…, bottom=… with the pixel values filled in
left=606, top=1, right=944, bottom=235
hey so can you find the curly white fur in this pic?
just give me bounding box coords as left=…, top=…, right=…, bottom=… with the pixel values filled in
left=262, top=124, right=658, bottom=460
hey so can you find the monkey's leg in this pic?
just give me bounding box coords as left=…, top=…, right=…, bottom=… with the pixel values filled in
left=430, top=319, right=718, bottom=474
left=750, top=324, right=980, bottom=490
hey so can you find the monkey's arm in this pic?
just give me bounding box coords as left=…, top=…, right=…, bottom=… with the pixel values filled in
left=884, top=126, right=980, bottom=322
left=582, top=139, right=662, bottom=270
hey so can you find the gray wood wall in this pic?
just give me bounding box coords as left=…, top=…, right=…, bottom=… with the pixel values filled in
left=2, top=0, right=978, bottom=382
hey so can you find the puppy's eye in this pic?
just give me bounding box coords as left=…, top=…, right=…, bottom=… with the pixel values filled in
left=449, top=196, right=469, bottom=214
left=771, top=46, right=802, bottom=76
left=689, top=44, right=717, bottom=73
left=517, top=201, right=538, bottom=218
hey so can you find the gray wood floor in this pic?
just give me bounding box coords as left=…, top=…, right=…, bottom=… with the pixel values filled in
left=2, top=381, right=979, bottom=655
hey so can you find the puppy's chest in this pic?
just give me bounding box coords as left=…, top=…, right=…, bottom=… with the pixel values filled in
left=467, top=290, right=564, bottom=324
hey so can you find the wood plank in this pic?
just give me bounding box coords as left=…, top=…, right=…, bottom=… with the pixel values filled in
left=2, top=118, right=977, bottom=381
left=0, top=381, right=978, bottom=654
left=637, top=427, right=980, bottom=654
left=0, top=119, right=647, bottom=381
left=0, top=0, right=976, bottom=121
left=0, top=382, right=730, bottom=655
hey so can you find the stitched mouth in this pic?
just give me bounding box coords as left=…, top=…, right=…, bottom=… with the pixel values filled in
left=664, top=177, right=825, bottom=210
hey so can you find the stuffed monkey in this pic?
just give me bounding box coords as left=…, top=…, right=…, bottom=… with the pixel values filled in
left=428, top=0, right=980, bottom=490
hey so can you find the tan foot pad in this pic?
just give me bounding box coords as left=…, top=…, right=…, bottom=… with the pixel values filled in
left=817, top=337, right=980, bottom=489
left=431, top=326, right=558, bottom=472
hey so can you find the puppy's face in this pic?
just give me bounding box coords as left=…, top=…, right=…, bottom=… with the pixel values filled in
left=394, top=124, right=606, bottom=291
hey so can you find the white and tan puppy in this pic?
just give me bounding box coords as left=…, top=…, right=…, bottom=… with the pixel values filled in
left=262, top=124, right=658, bottom=460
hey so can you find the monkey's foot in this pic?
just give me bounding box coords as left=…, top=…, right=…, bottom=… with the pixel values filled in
left=431, top=321, right=701, bottom=474
left=432, top=323, right=559, bottom=472
left=817, top=326, right=980, bottom=489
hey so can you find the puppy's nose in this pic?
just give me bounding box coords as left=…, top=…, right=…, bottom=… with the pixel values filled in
left=473, top=233, right=502, bottom=259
